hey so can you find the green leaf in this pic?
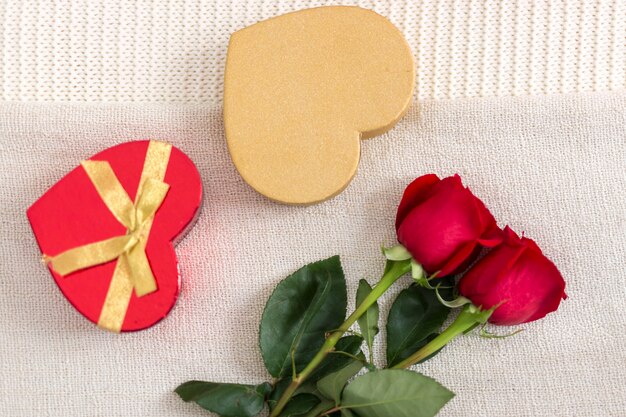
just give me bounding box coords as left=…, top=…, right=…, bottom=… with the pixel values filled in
left=260, top=256, right=347, bottom=378
left=278, top=394, right=320, bottom=417
left=267, top=379, right=291, bottom=411
left=268, top=379, right=322, bottom=412
left=408, top=333, right=445, bottom=364
left=308, top=335, right=363, bottom=381
left=175, top=381, right=271, bottom=417
left=298, top=399, right=335, bottom=417
left=268, top=337, right=361, bottom=413
left=356, top=279, right=379, bottom=359
left=386, top=283, right=452, bottom=367
left=341, top=369, right=454, bottom=417
left=317, top=360, right=364, bottom=404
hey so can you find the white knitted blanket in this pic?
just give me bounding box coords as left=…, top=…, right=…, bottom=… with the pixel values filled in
left=1, top=0, right=624, bottom=103
left=0, top=94, right=624, bottom=416
left=1, top=1, right=625, bottom=416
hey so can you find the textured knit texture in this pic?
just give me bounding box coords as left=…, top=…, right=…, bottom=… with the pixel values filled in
left=1, top=0, right=625, bottom=102
left=1, top=94, right=625, bottom=416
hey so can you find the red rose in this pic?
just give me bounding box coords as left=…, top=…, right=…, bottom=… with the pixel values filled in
left=396, top=174, right=502, bottom=276
left=458, top=227, right=567, bottom=325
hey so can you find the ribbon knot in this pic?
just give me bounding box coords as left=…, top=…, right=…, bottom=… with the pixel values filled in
left=46, top=162, right=170, bottom=297
left=44, top=141, right=173, bottom=332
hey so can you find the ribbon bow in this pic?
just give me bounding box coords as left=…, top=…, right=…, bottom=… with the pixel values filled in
left=45, top=141, right=172, bottom=332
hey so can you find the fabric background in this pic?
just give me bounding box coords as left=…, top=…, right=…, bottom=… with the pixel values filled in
left=1, top=1, right=626, bottom=416
left=1, top=0, right=625, bottom=103
left=1, top=94, right=625, bottom=416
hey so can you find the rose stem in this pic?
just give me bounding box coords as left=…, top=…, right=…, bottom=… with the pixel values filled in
left=269, top=260, right=411, bottom=417
left=391, top=304, right=485, bottom=369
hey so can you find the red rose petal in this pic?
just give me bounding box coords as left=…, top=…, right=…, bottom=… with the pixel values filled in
left=395, top=174, right=440, bottom=230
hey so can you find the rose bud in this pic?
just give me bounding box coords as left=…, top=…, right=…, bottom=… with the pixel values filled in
left=458, top=227, right=567, bottom=325
left=396, top=174, right=502, bottom=277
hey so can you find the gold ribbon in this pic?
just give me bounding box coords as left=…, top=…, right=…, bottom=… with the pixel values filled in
left=45, top=141, right=172, bottom=332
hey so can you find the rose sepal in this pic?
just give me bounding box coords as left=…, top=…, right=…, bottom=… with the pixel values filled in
left=434, top=284, right=472, bottom=308
left=382, top=244, right=413, bottom=261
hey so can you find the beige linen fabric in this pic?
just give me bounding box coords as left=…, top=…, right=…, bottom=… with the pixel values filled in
left=1, top=0, right=625, bottom=102
left=0, top=94, right=625, bottom=416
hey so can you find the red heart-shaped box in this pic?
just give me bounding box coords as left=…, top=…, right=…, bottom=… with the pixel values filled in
left=27, top=141, right=202, bottom=332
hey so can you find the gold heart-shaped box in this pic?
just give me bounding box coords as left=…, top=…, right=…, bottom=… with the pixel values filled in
left=224, top=6, right=415, bottom=205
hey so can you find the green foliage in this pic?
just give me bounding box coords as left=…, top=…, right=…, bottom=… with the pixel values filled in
left=175, top=381, right=271, bottom=417
left=386, top=283, right=452, bottom=367
left=277, top=394, right=320, bottom=417
left=317, top=360, right=364, bottom=404
left=177, top=258, right=459, bottom=417
left=259, top=256, right=347, bottom=378
left=269, top=381, right=323, bottom=414
left=267, top=379, right=291, bottom=412
left=308, top=335, right=363, bottom=381
left=269, top=336, right=363, bottom=414
left=341, top=369, right=454, bottom=417
left=356, top=279, right=379, bottom=360
left=297, top=399, right=335, bottom=417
